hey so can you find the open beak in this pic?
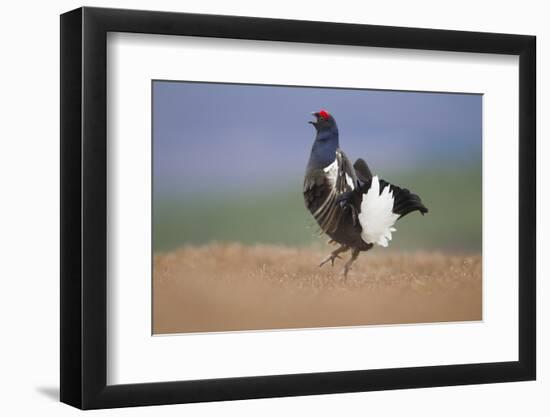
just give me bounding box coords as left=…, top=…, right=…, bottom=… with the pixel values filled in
left=308, top=112, right=318, bottom=125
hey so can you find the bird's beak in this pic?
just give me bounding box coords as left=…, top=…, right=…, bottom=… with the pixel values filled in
left=308, top=112, right=318, bottom=126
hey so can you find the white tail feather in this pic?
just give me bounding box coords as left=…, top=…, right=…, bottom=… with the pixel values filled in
left=358, top=176, right=399, bottom=247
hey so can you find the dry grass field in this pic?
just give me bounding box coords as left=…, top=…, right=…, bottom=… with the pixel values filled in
left=153, top=243, right=482, bottom=334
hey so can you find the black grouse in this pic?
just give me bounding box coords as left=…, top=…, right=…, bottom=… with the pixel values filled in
left=303, top=110, right=428, bottom=278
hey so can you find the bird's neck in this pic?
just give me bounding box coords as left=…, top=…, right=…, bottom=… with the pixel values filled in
left=307, top=128, right=339, bottom=170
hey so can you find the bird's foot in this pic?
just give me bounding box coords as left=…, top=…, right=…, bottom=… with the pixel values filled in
left=340, top=248, right=360, bottom=282
left=319, top=253, right=342, bottom=268
left=319, top=245, right=349, bottom=268
left=340, top=264, right=352, bottom=280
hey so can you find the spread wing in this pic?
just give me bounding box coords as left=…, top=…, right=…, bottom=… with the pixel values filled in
left=312, top=149, right=358, bottom=234
left=353, top=158, right=373, bottom=184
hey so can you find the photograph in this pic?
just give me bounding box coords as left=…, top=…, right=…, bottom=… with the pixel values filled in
left=52, top=2, right=538, bottom=412
left=152, top=80, right=483, bottom=335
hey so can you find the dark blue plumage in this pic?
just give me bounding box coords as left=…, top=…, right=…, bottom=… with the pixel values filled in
left=307, top=112, right=340, bottom=170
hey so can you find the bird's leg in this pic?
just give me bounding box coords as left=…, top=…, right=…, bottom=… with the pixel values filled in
left=342, top=248, right=361, bottom=280
left=319, top=245, right=349, bottom=268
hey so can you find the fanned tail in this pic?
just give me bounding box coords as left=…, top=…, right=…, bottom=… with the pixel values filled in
left=379, top=179, right=428, bottom=219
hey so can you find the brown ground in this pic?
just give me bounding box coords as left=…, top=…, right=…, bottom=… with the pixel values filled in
left=153, top=243, right=482, bottom=334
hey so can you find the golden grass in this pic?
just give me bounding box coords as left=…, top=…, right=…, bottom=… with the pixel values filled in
left=153, top=243, right=482, bottom=334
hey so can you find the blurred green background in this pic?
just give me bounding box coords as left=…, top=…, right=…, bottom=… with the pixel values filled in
left=154, top=166, right=482, bottom=253
left=153, top=82, right=482, bottom=254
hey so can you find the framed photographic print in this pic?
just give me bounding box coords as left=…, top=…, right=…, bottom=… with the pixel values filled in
left=60, top=6, right=536, bottom=409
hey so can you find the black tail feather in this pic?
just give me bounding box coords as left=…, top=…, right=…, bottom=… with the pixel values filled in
left=378, top=179, right=428, bottom=219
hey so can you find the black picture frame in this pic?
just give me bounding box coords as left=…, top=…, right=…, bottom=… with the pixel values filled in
left=60, top=6, right=536, bottom=410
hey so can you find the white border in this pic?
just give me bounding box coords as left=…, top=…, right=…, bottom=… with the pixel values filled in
left=107, top=33, right=519, bottom=385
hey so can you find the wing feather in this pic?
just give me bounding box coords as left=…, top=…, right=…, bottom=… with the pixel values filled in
left=353, top=158, right=373, bottom=184
left=312, top=149, right=358, bottom=234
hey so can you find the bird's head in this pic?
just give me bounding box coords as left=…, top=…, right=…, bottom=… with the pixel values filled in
left=309, top=109, right=337, bottom=133
left=306, top=110, right=340, bottom=169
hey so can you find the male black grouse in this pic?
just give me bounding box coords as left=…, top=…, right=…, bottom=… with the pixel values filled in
left=303, top=110, right=428, bottom=278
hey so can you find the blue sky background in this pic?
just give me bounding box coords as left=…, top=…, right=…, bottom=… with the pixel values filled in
left=153, top=81, right=481, bottom=196
left=153, top=81, right=482, bottom=252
